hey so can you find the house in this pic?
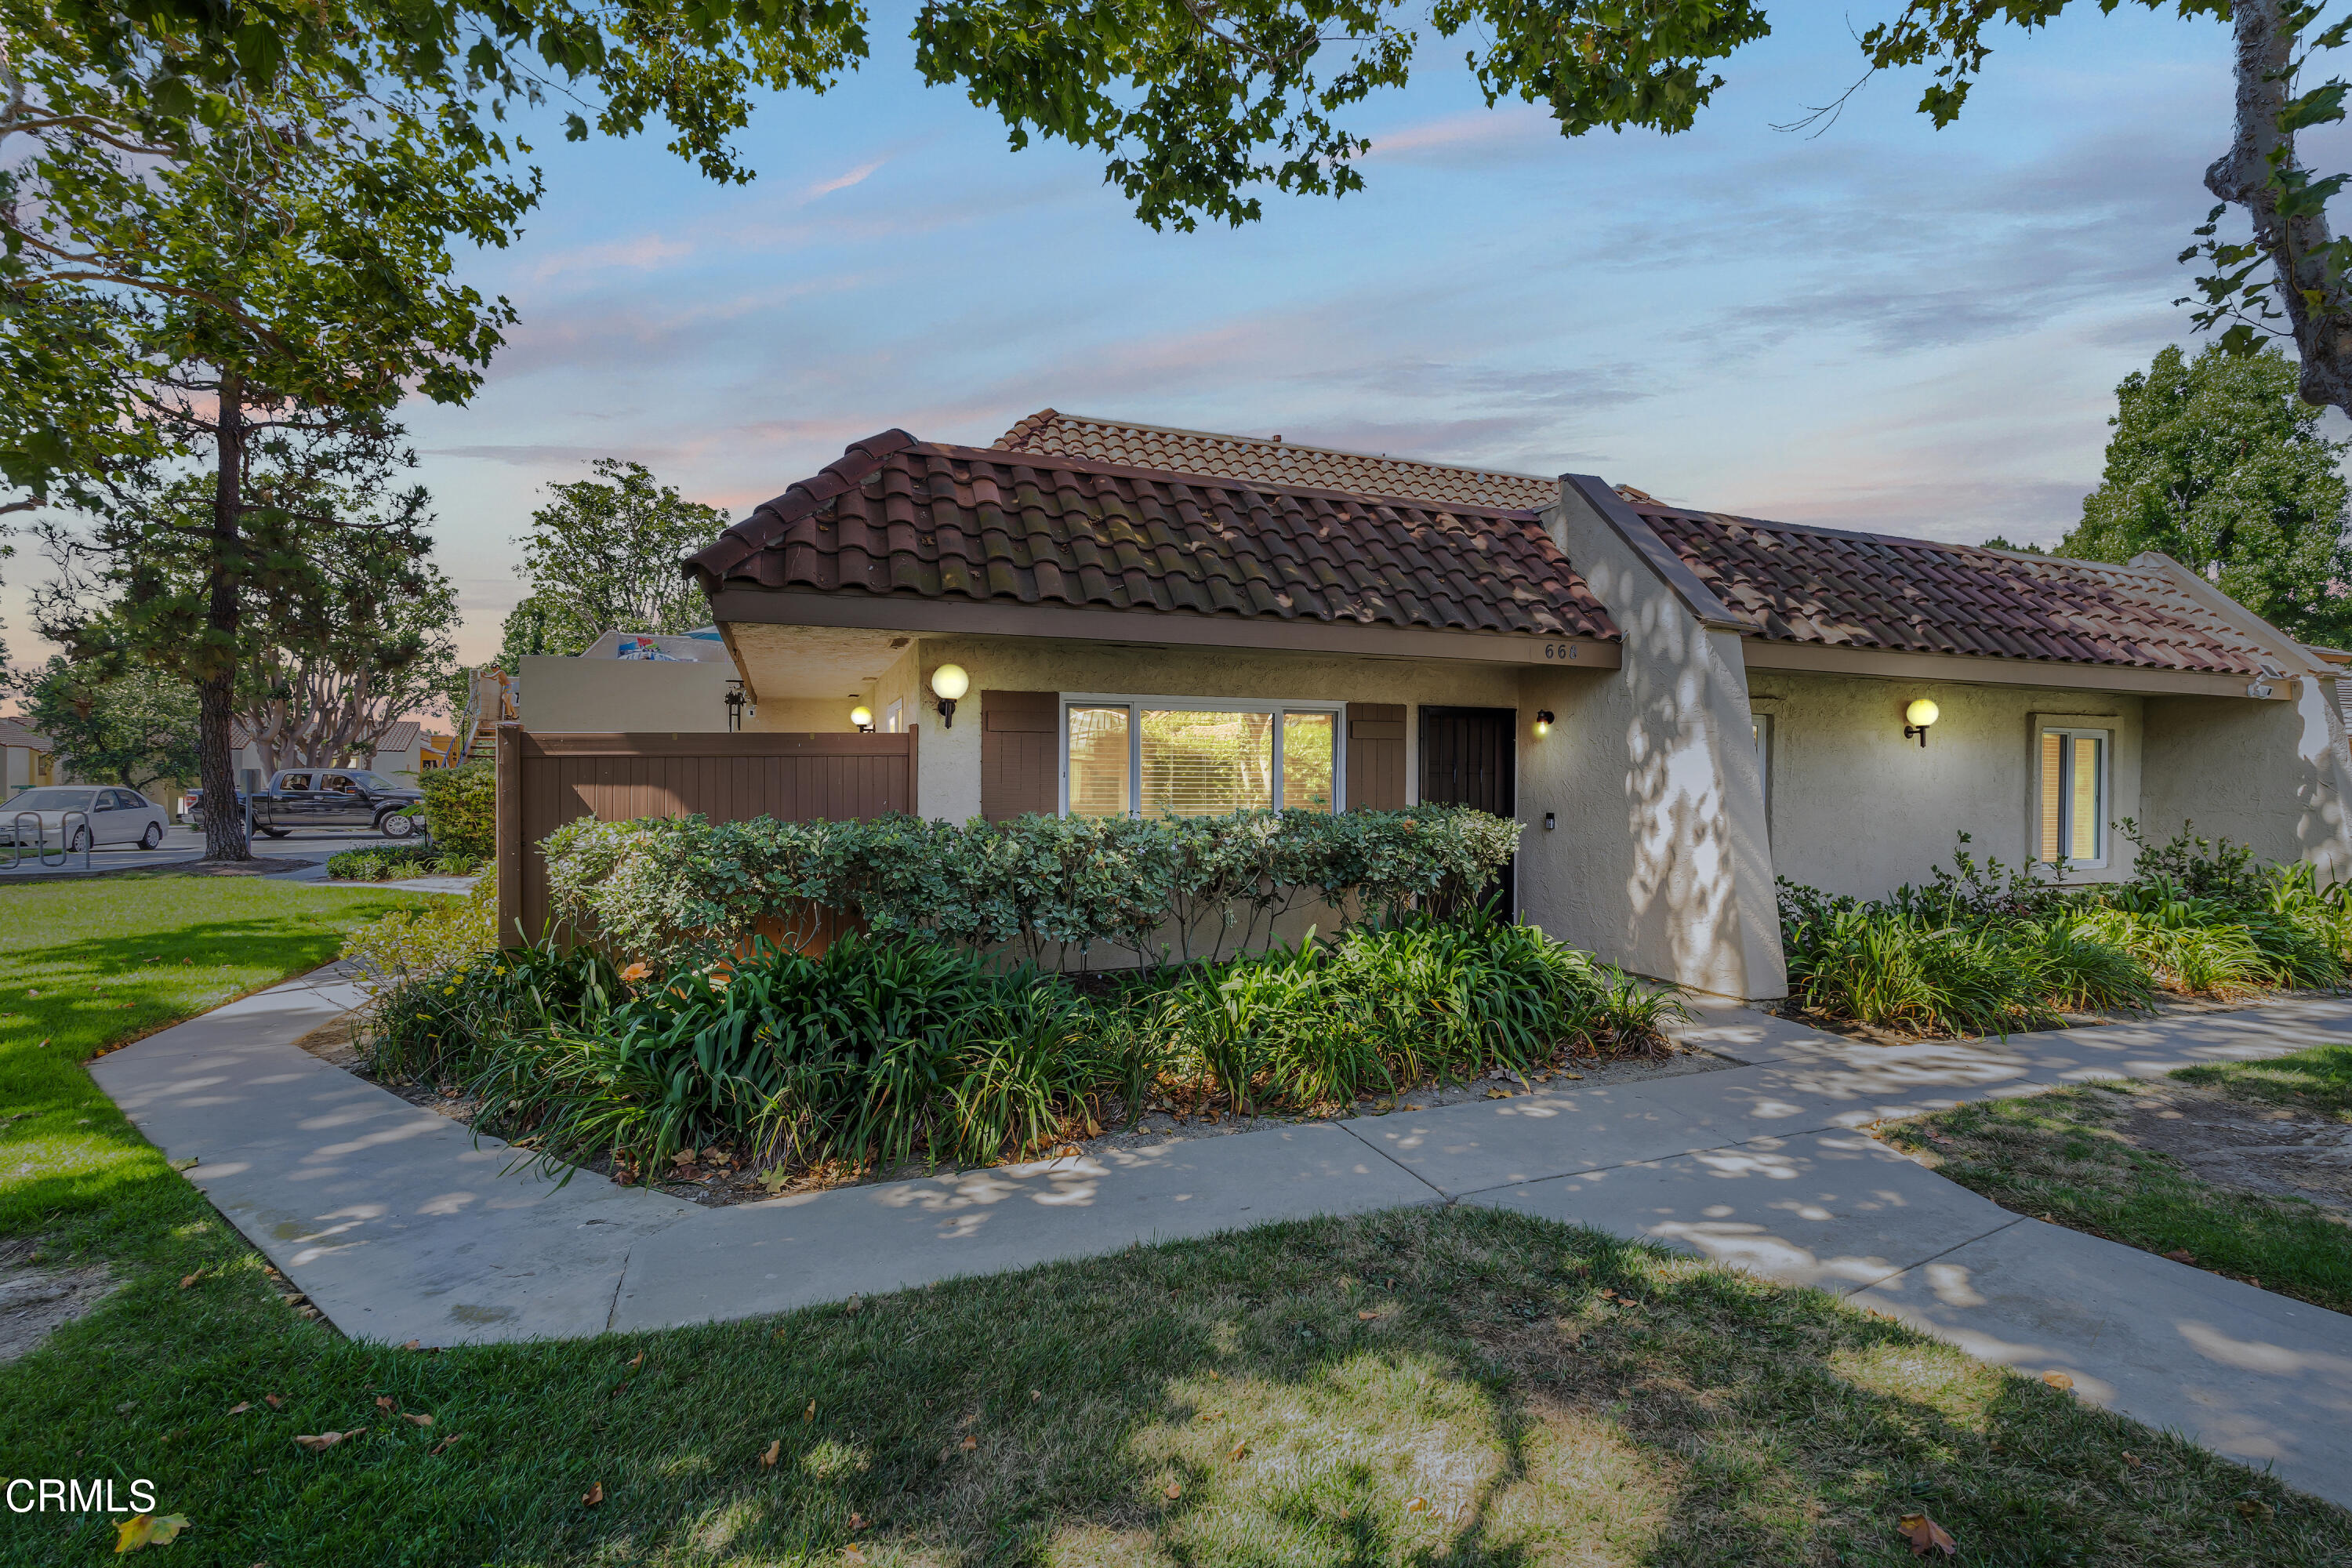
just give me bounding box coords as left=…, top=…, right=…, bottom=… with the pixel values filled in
left=2, top=717, right=60, bottom=797
left=661, top=411, right=2350, bottom=1000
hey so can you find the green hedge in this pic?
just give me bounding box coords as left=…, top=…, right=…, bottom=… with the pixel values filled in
left=541, top=808, right=1523, bottom=969
left=419, top=760, right=495, bottom=860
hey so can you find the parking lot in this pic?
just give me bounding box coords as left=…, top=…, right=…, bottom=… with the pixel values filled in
left=0, top=820, right=424, bottom=880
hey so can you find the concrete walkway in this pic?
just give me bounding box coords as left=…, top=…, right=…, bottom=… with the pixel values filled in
left=89, top=975, right=2352, bottom=1508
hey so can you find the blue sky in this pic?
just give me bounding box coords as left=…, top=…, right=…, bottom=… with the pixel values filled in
left=9, top=2, right=2318, bottom=671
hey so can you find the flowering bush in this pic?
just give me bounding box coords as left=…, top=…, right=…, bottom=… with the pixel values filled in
left=541, top=808, right=1523, bottom=971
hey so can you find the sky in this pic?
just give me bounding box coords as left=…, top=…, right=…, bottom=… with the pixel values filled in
left=7, top=2, right=2332, bottom=676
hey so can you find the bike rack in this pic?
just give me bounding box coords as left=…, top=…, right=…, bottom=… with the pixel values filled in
left=5, top=811, right=38, bottom=871
left=60, top=810, right=93, bottom=870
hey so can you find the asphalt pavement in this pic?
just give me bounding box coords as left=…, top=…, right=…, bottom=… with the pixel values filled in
left=0, top=822, right=426, bottom=881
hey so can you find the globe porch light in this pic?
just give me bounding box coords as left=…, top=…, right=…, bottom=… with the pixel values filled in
left=931, top=663, right=970, bottom=728
left=850, top=705, right=874, bottom=731
left=1904, top=698, right=1939, bottom=748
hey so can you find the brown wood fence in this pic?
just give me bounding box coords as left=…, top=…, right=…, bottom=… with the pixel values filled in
left=495, top=726, right=919, bottom=947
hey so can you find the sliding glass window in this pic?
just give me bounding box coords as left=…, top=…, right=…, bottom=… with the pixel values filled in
left=1064, top=699, right=1341, bottom=817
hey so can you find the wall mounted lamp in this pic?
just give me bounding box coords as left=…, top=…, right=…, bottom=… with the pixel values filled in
left=724, top=681, right=746, bottom=733
left=850, top=704, right=874, bottom=733
left=1533, top=710, right=1555, bottom=739
left=931, top=662, right=970, bottom=728
left=1903, top=697, right=1939, bottom=748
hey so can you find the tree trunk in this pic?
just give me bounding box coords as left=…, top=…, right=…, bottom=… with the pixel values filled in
left=2207, top=0, right=2352, bottom=412
left=197, top=372, right=251, bottom=862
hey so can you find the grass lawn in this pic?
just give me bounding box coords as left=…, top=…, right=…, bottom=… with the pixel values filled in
left=1882, top=1046, right=2352, bottom=1315
left=3, top=883, right=2349, bottom=1566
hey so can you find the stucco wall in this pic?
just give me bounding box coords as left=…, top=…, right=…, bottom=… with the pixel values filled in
left=1756, top=672, right=2147, bottom=898
left=745, top=699, right=858, bottom=733
left=900, top=636, right=1530, bottom=824
left=2141, top=677, right=2352, bottom=881
left=518, top=655, right=735, bottom=733
left=1530, top=492, right=1783, bottom=1000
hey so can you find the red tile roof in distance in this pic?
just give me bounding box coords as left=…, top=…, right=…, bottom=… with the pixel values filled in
left=686, top=429, right=1618, bottom=642
left=1636, top=503, right=2276, bottom=676
left=995, top=409, right=1563, bottom=513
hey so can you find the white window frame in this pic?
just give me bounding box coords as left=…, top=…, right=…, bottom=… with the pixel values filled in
left=2034, top=724, right=2113, bottom=871
left=1058, top=693, right=1347, bottom=816
left=884, top=699, right=903, bottom=734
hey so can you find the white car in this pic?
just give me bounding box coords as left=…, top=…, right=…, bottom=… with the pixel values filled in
left=2, top=786, right=171, bottom=851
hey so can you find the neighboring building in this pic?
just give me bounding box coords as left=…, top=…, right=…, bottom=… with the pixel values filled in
left=655, top=411, right=2350, bottom=1000
left=1, top=717, right=59, bottom=798
left=517, top=628, right=738, bottom=734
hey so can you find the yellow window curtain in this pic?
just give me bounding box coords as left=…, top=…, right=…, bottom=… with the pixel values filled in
left=2039, top=732, right=2063, bottom=863
left=2071, top=735, right=2101, bottom=862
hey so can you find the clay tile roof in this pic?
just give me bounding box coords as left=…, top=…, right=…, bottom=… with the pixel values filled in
left=1635, top=503, right=2276, bottom=677
left=995, top=409, right=1563, bottom=513
left=686, top=429, right=1617, bottom=643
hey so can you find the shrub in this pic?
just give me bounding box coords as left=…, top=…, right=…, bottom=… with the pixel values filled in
left=391, top=912, right=1684, bottom=1185
left=328, top=843, right=442, bottom=881
left=540, top=807, right=1525, bottom=971
left=419, top=760, right=495, bottom=860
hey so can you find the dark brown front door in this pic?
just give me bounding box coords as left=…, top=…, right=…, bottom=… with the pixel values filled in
left=1419, top=706, right=1516, bottom=918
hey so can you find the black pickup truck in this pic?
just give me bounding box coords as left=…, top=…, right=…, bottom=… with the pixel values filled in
left=183, top=768, right=424, bottom=838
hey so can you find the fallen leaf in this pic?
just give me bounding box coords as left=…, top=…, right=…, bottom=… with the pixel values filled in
left=1358, top=1310, right=1377, bottom=1321
left=1165, top=1483, right=1181, bottom=1500
left=427, top=1433, right=464, bottom=1456
left=760, top=1439, right=781, bottom=1469
left=2238, top=1497, right=2274, bottom=1522
left=1228, top=1442, right=1247, bottom=1461
left=263, top=1395, right=283, bottom=1410
left=1896, top=1512, right=1957, bottom=1558
left=849, top=1513, right=867, bottom=1530
left=2122, top=1452, right=2142, bottom=1468
left=1406, top=1497, right=1427, bottom=1513
left=227, top=1402, right=251, bottom=1416
left=112, top=1512, right=190, bottom=1553
left=2042, top=1370, right=2074, bottom=1391
left=179, top=1272, right=202, bottom=1289
left=2165, top=1248, right=2196, bottom=1264
left=401, top=1340, right=423, bottom=1352
left=843, top=1547, right=866, bottom=1565
left=628, top=1352, right=645, bottom=1370
left=401, top=1413, right=433, bottom=1428
left=292, top=1430, right=363, bottom=1452
left=375, top=1396, right=397, bottom=1411
left=1207, top=1370, right=1221, bottom=1381
left=581, top=1482, right=604, bottom=1507
left=805, top=1400, right=817, bottom=1422
left=960, top=1436, right=978, bottom=1451
left=1030, top=1388, right=1042, bottom=1402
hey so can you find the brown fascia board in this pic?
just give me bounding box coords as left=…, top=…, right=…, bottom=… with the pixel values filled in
left=2128, top=550, right=2337, bottom=680
left=1740, top=638, right=2289, bottom=699
left=1558, top=474, right=1754, bottom=634
left=705, top=586, right=1624, bottom=670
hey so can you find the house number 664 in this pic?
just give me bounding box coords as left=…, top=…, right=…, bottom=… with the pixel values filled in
left=1541, top=643, right=1579, bottom=660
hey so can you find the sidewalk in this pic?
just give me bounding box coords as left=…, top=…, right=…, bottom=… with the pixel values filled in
left=90, top=975, right=2352, bottom=1508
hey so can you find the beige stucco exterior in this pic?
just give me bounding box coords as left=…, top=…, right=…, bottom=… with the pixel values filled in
left=1752, top=673, right=2148, bottom=897
left=2142, top=677, right=2352, bottom=883
left=518, top=655, right=737, bottom=734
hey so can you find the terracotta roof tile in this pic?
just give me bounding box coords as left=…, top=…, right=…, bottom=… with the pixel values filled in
left=688, top=430, right=1617, bottom=643
left=995, top=409, right=1562, bottom=512
left=1638, top=504, right=2275, bottom=677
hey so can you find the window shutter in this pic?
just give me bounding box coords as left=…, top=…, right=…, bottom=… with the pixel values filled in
left=1346, top=702, right=1406, bottom=810
left=981, top=691, right=1060, bottom=822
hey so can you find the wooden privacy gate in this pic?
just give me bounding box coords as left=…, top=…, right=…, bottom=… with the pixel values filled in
left=495, top=726, right=918, bottom=946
